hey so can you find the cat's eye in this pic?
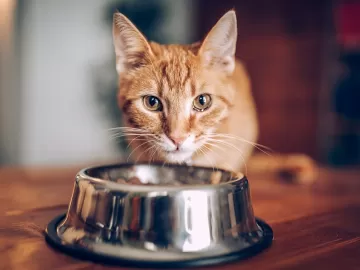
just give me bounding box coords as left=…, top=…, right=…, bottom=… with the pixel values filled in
left=143, top=95, right=163, bottom=111
left=193, top=94, right=212, bottom=111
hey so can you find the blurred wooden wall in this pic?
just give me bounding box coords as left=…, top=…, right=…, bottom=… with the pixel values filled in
left=196, top=0, right=329, bottom=160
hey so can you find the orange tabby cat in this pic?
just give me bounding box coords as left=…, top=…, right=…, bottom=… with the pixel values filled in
left=112, top=10, right=317, bottom=184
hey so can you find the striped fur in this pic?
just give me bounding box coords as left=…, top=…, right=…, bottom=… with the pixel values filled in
left=112, top=11, right=317, bottom=184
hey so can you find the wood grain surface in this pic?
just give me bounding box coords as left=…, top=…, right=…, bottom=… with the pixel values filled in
left=0, top=166, right=359, bottom=270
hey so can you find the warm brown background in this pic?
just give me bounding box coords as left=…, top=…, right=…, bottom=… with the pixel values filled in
left=196, top=0, right=333, bottom=161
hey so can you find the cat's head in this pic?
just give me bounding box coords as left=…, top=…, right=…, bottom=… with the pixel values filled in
left=113, top=10, right=238, bottom=163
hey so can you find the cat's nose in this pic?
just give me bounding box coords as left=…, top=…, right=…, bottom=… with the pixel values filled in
left=169, top=135, right=187, bottom=148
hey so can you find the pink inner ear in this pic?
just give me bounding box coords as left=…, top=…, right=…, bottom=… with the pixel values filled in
left=202, top=52, right=212, bottom=65
left=201, top=50, right=235, bottom=74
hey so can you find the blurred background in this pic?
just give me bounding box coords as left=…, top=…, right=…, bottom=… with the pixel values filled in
left=1, top=0, right=360, bottom=168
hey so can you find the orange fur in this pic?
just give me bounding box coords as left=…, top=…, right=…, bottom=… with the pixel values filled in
left=112, top=10, right=317, bottom=184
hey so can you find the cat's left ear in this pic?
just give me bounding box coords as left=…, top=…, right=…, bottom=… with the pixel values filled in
left=198, top=10, right=237, bottom=75
left=113, top=12, right=153, bottom=74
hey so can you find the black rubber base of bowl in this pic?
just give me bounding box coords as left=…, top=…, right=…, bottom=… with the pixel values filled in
left=45, top=214, right=273, bottom=268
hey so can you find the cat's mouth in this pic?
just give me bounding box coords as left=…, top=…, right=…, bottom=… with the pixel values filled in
left=165, top=149, right=181, bottom=153
left=163, top=148, right=193, bottom=163
left=165, top=148, right=192, bottom=154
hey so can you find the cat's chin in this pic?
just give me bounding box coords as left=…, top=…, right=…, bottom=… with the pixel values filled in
left=164, top=150, right=193, bottom=164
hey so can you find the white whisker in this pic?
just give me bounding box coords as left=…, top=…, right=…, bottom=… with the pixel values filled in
left=108, top=127, right=148, bottom=132
left=208, top=132, right=271, bottom=150
left=110, top=133, right=156, bottom=138
left=134, top=144, right=158, bottom=164
left=201, top=144, right=234, bottom=172
left=126, top=135, right=159, bottom=150
left=149, top=144, right=160, bottom=165
left=199, top=145, right=217, bottom=171
left=208, top=133, right=273, bottom=156
left=197, top=146, right=215, bottom=172
left=205, top=138, right=248, bottom=175
left=147, top=144, right=162, bottom=170
left=127, top=140, right=157, bottom=162
left=203, top=142, right=237, bottom=172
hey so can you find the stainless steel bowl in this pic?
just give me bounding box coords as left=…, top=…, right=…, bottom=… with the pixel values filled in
left=45, top=163, right=273, bottom=267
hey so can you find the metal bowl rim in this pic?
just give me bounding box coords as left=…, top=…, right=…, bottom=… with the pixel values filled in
left=76, top=162, right=246, bottom=192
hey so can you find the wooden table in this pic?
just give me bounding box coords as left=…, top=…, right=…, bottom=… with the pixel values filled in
left=1, top=166, right=360, bottom=270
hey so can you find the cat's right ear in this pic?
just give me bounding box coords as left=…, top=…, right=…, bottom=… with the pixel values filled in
left=113, top=12, right=153, bottom=74
left=198, top=10, right=238, bottom=75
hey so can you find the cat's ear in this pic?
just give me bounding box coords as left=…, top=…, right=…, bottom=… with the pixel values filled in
left=113, top=12, right=153, bottom=74
left=198, top=10, right=237, bottom=75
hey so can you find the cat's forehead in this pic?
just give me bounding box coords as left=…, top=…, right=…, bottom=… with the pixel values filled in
left=149, top=43, right=199, bottom=97
left=150, top=42, right=200, bottom=58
